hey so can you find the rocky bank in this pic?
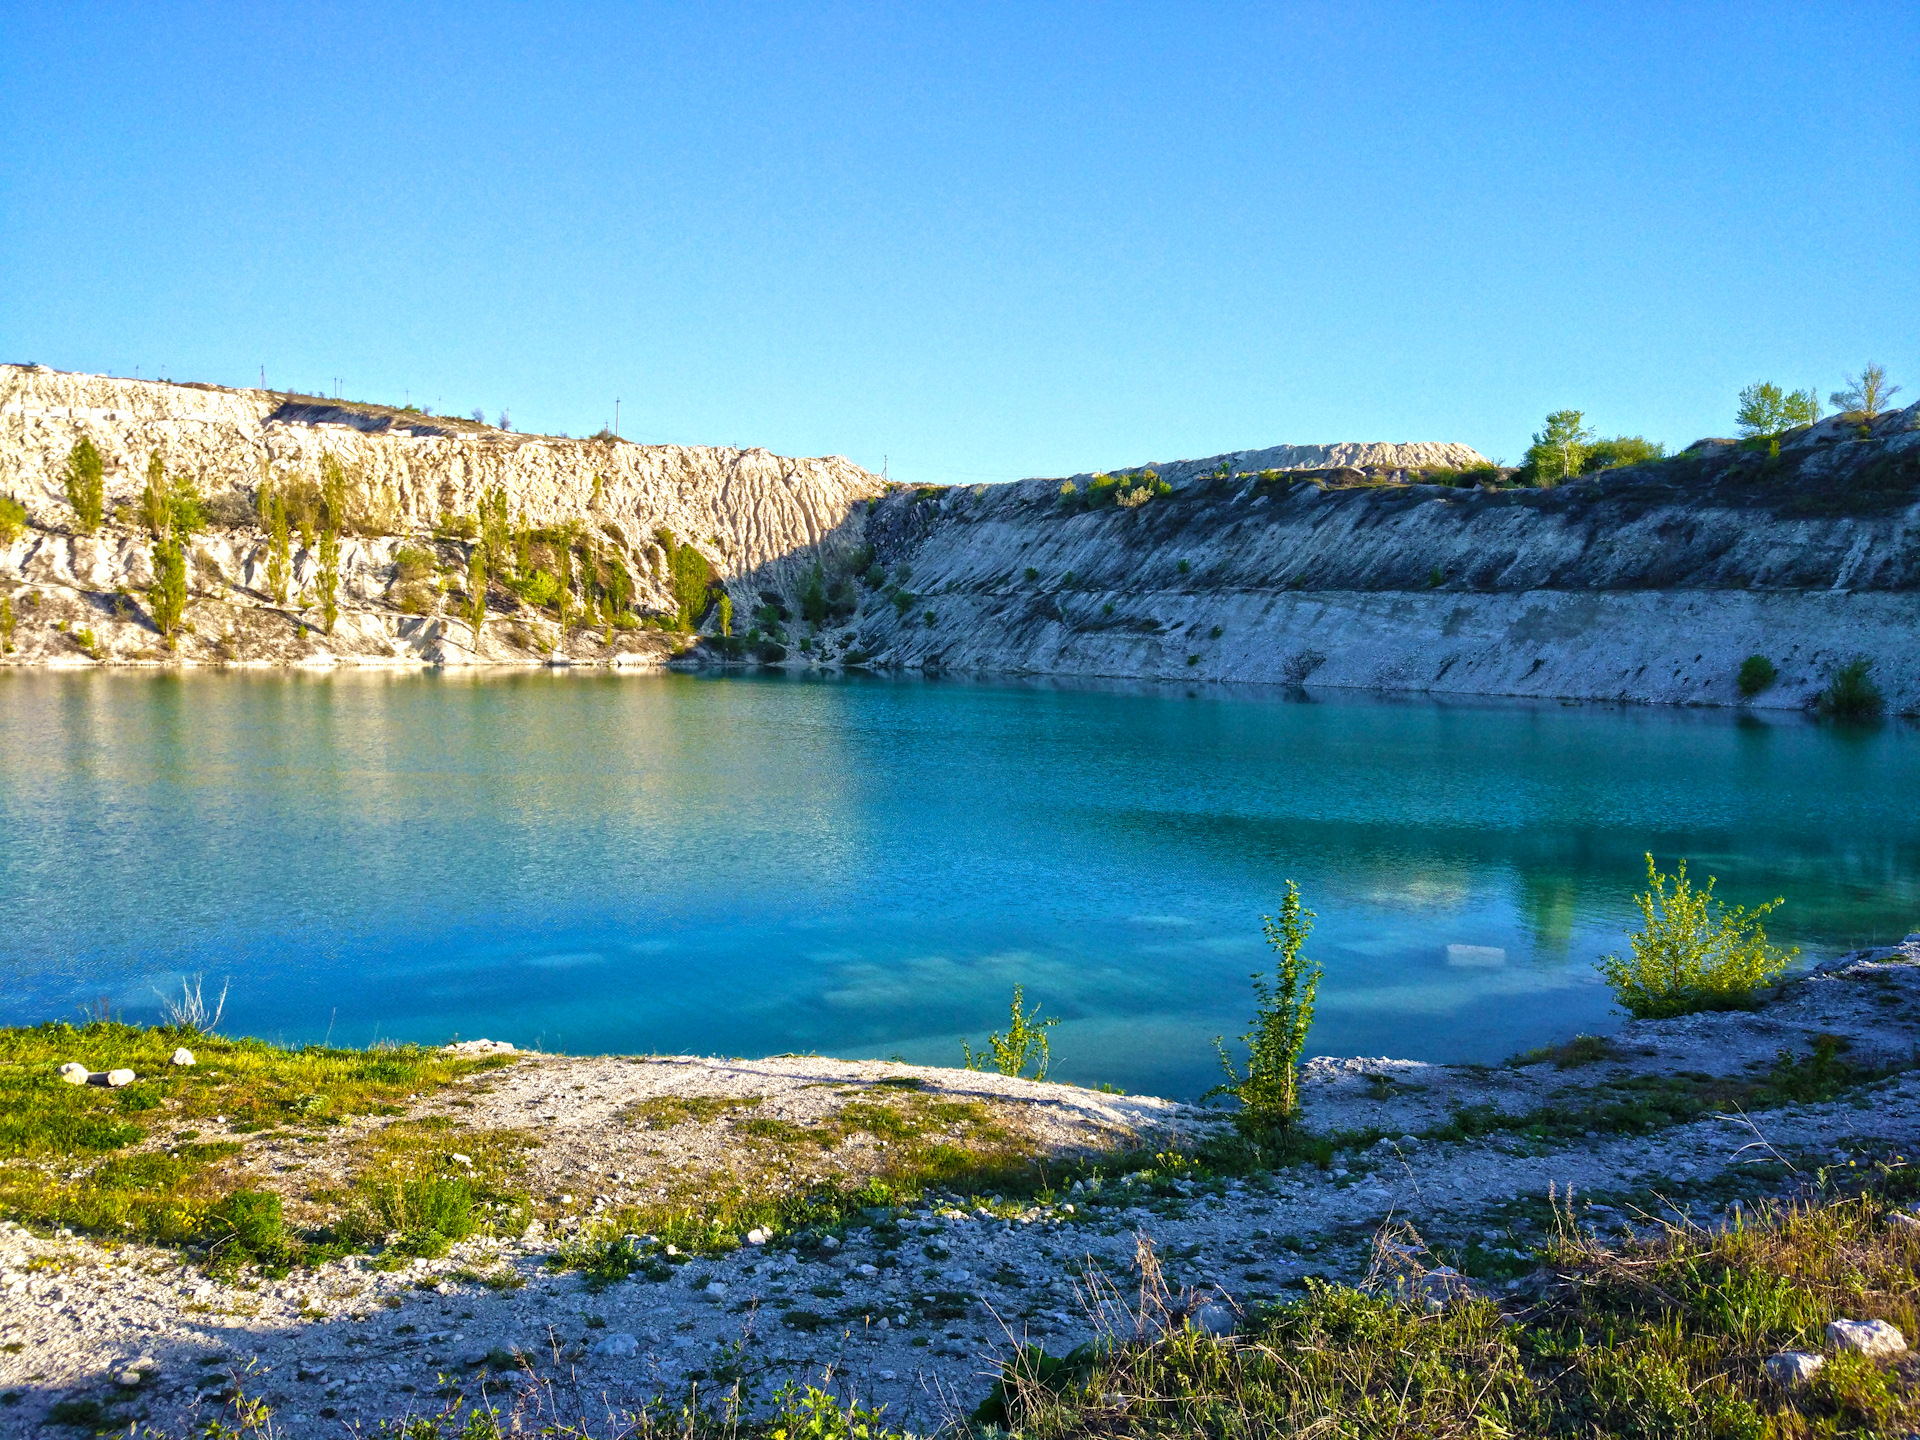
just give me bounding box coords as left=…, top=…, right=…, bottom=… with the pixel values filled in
left=2, top=943, right=1916, bottom=1436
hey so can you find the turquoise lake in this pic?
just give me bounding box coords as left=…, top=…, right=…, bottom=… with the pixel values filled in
left=1, top=670, right=1916, bottom=1099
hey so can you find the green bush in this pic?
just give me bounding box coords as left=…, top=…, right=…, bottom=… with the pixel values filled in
left=1816, top=657, right=1883, bottom=720
left=1598, top=854, right=1796, bottom=1018
left=1581, top=435, right=1667, bottom=472
left=0, top=493, right=26, bottom=544
left=1209, top=880, right=1320, bottom=1130
left=1736, top=655, right=1776, bottom=697
left=516, top=568, right=560, bottom=608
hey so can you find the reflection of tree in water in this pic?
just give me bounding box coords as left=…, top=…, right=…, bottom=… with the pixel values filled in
left=1519, top=873, right=1581, bottom=959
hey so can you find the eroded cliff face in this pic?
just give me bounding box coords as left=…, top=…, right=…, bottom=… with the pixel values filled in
left=0, top=365, right=884, bottom=666
left=834, top=405, right=1920, bottom=712
left=7, top=363, right=1917, bottom=712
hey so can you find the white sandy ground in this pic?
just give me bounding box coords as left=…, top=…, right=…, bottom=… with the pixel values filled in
left=2, top=944, right=1916, bottom=1436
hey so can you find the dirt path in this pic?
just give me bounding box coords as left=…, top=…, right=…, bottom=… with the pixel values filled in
left=3, top=944, right=1915, bottom=1437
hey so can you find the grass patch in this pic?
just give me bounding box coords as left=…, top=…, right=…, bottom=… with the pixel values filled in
left=0, top=1021, right=512, bottom=1257
left=1431, top=1037, right=1907, bottom=1143
left=620, top=1094, right=762, bottom=1129
left=987, top=1186, right=1920, bottom=1437
left=1509, top=1034, right=1621, bottom=1069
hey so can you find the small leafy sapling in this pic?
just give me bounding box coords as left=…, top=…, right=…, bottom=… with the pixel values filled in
left=963, top=985, right=1060, bottom=1081
left=1210, top=880, right=1320, bottom=1131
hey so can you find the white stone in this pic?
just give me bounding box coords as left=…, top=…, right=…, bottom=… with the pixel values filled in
left=938, top=1268, right=971, bottom=1284
left=105, top=1069, right=136, bottom=1087
left=820, top=1235, right=839, bottom=1250
left=1765, top=1351, right=1825, bottom=1388
left=856, top=1264, right=879, bottom=1278
left=746, top=1228, right=769, bottom=1245
left=1827, top=1318, right=1907, bottom=1358
left=704, top=1282, right=727, bottom=1299
left=58, top=1063, right=89, bottom=1084
left=1887, top=1212, right=1920, bottom=1231
left=169, top=1048, right=195, bottom=1067
left=592, top=1332, right=639, bottom=1358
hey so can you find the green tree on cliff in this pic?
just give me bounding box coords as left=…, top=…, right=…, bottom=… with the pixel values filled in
left=1523, top=410, right=1595, bottom=484
left=64, top=438, right=105, bottom=533
left=317, top=527, right=340, bottom=635
left=466, top=546, right=487, bottom=635
left=266, top=492, right=292, bottom=604
left=148, top=537, right=188, bottom=645
left=142, top=451, right=170, bottom=538
left=1830, top=362, right=1901, bottom=421
left=801, top=561, right=827, bottom=626
left=1736, top=382, right=1820, bottom=438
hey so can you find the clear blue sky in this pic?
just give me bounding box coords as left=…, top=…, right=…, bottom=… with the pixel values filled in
left=3, top=4, right=1914, bottom=481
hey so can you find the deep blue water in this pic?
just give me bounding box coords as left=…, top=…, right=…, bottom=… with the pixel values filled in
left=1, top=669, right=1915, bottom=1099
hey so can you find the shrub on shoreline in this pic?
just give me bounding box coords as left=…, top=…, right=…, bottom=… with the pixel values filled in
left=1599, top=854, right=1796, bottom=1019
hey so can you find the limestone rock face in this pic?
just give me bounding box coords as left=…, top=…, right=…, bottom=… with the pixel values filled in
left=0, top=364, right=884, bottom=666
left=1085, top=440, right=1493, bottom=486
left=832, top=402, right=1920, bottom=711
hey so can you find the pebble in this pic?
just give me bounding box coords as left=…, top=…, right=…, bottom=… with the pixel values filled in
left=593, top=1332, right=640, bottom=1358
left=1826, top=1318, right=1907, bottom=1359
left=105, top=1069, right=136, bottom=1088
left=58, top=1062, right=90, bottom=1084
left=170, top=1048, right=195, bottom=1067
left=747, top=1228, right=770, bottom=1245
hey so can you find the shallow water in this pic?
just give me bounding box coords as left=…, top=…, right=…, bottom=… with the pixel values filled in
left=1, top=669, right=1915, bottom=1098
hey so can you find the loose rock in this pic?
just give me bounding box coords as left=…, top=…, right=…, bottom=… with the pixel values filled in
left=57, top=1063, right=89, bottom=1084
left=1765, top=1351, right=1825, bottom=1388
left=169, top=1048, right=195, bottom=1067
left=1826, top=1318, right=1907, bottom=1358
